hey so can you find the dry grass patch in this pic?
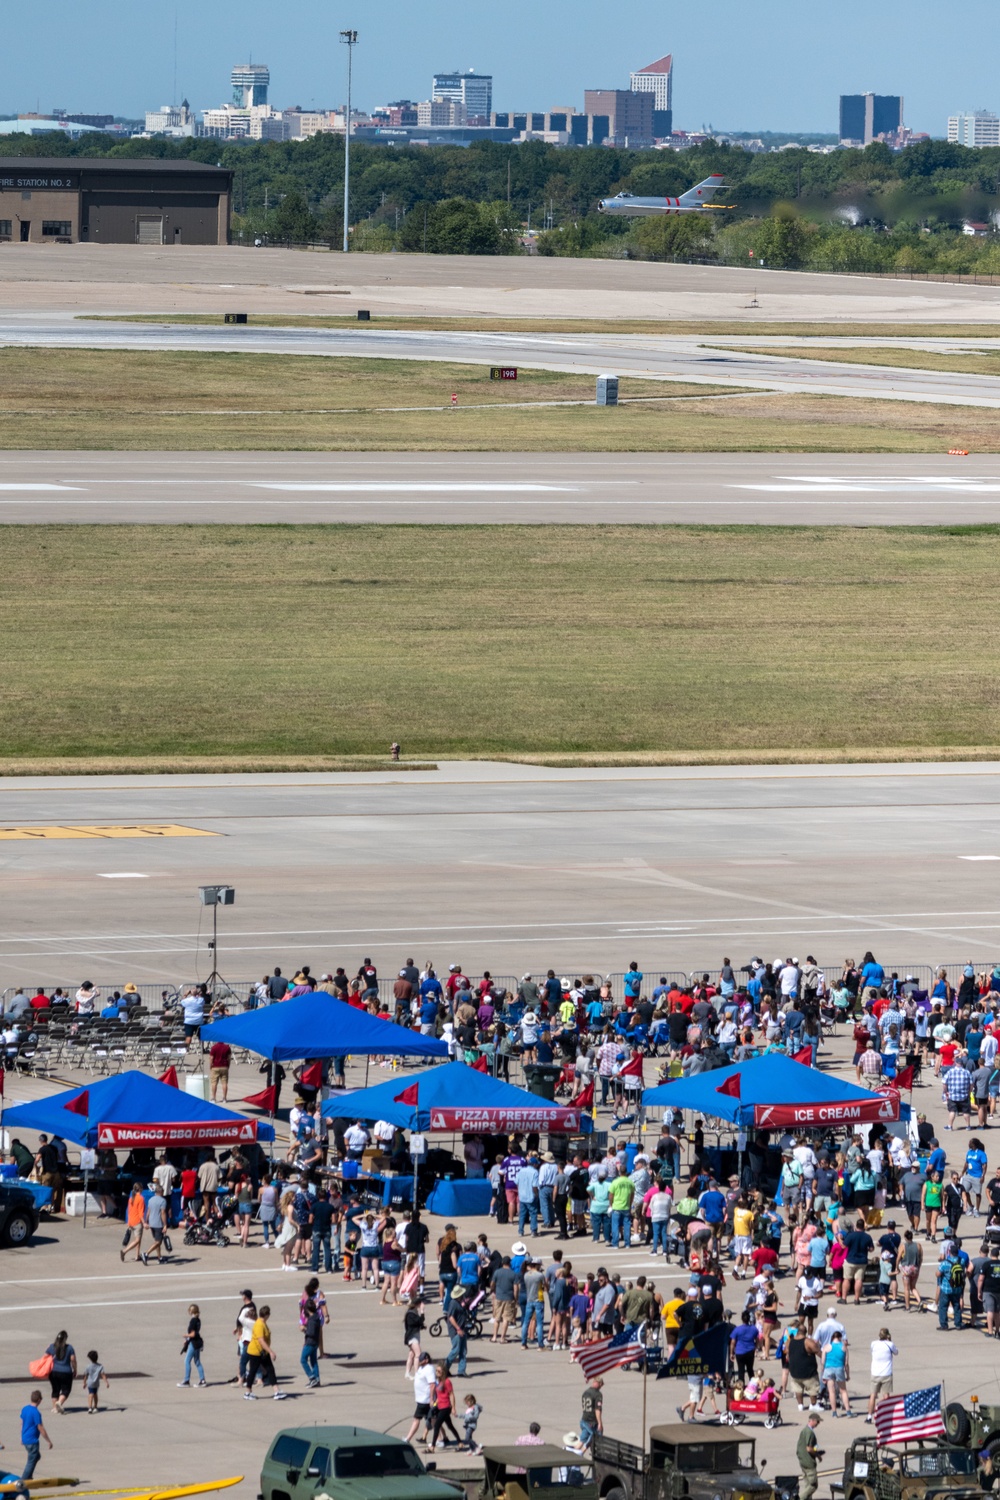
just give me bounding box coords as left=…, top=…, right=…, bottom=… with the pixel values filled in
left=6, top=524, right=1000, bottom=760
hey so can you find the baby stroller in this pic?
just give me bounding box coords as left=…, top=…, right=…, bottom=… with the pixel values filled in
left=182, top=1209, right=230, bottom=1247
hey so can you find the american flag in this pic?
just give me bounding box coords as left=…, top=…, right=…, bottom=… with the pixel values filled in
left=874, top=1386, right=945, bottom=1445
left=571, top=1328, right=643, bottom=1379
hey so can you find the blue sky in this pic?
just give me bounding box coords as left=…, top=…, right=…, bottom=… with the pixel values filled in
left=5, top=0, right=997, bottom=135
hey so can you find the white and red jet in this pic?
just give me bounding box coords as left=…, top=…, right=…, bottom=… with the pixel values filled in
left=598, top=172, right=732, bottom=217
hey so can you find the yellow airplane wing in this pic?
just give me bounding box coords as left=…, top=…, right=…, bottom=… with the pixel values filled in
left=29, top=1481, right=243, bottom=1500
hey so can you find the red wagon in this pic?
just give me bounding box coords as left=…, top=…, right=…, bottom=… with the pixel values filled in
left=720, top=1387, right=782, bottom=1429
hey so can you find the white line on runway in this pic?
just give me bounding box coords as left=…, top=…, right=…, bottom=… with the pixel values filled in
left=960, top=855, right=1000, bottom=860
left=0, top=483, right=83, bottom=491
left=251, top=483, right=578, bottom=493
left=0, top=1289, right=363, bottom=1313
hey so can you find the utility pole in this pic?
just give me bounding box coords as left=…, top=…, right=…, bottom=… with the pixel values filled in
left=340, top=29, right=358, bottom=253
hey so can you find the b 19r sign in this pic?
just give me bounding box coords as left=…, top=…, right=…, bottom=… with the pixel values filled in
left=490, top=366, right=517, bottom=381
left=96, top=1120, right=258, bottom=1148
left=752, top=1095, right=900, bottom=1128
left=426, top=1107, right=580, bottom=1133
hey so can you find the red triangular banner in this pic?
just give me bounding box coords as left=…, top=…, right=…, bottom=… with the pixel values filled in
left=792, top=1046, right=813, bottom=1067
left=894, top=1064, right=914, bottom=1091
left=158, top=1066, right=179, bottom=1088
left=393, top=1082, right=419, bottom=1106
left=715, top=1073, right=741, bottom=1098
left=299, top=1060, right=324, bottom=1089
left=571, top=1080, right=594, bottom=1109
left=618, top=1054, right=644, bottom=1079
left=243, top=1085, right=277, bottom=1111
left=64, top=1089, right=90, bottom=1116
left=471, top=1056, right=490, bottom=1073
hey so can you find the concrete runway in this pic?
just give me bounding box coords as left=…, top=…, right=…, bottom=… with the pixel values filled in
left=5, top=451, right=1000, bottom=523
left=4, top=243, right=1000, bottom=323
left=2, top=759, right=1000, bottom=988
left=5, top=314, right=1000, bottom=407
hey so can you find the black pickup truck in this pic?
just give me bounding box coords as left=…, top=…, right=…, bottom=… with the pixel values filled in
left=592, top=1426, right=772, bottom=1500
left=0, top=1183, right=38, bottom=1249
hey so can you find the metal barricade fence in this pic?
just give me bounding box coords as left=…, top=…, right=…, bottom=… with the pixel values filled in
left=376, top=974, right=519, bottom=1009
left=608, top=971, right=688, bottom=1004
left=1, top=981, right=179, bottom=1012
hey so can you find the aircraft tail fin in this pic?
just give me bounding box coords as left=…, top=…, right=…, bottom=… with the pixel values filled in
left=678, top=173, right=726, bottom=206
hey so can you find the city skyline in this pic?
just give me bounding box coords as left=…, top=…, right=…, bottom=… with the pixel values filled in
left=4, top=0, right=999, bottom=135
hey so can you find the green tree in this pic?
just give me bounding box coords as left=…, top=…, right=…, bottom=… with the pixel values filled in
left=266, top=189, right=317, bottom=243
left=631, top=213, right=716, bottom=261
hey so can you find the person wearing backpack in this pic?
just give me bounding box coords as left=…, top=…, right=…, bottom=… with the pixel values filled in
left=937, top=1249, right=966, bottom=1330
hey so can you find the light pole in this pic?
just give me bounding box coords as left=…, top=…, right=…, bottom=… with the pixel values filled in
left=340, top=29, right=358, bottom=253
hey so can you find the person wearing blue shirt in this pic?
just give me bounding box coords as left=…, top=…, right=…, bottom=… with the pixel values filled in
left=698, top=1185, right=726, bottom=1239
left=624, top=964, right=643, bottom=1002
left=20, top=1394, right=50, bottom=1480
left=586, top=999, right=604, bottom=1028
left=963, top=1140, right=989, bottom=1214
left=100, top=1002, right=120, bottom=1019
left=457, top=1245, right=480, bottom=1289
left=516, top=1159, right=541, bottom=1237
left=860, top=953, right=885, bottom=996
left=652, top=979, right=670, bottom=1003
left=928, top=1142, right=947, bottom=1176
left=419, top=997, right=439, bottom=1031
left=419, top=972, right=442, bottom=1000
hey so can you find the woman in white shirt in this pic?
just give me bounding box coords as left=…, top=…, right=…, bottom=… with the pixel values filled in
left=75, top=982, right=97, bottom=1016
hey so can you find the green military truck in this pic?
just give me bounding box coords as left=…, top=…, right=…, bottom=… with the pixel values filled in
left=591, top=1425, right=772, bottom=1500
left=839, top=1435, right=984, bottom=1500
left=260, top=1426, right=464, bottom=1500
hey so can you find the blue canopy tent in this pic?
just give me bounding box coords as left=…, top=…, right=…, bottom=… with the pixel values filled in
left=643, top=1053, right=910, bottom=1127
left=322, top=1060, right=579, bottom=1131
left=0, top=1069, right=275, bottom=1147
left=199, top=995, right=449, bottom=1063
left=323, top=1061, right=582, bottom=1218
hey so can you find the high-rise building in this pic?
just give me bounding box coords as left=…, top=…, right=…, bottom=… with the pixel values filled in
left=839, top=93, right=903, bottom=145
left=584, top=88, right=653, bottom=147
left=630, top=54, right=672, bottom=137
left=145, top=101, right=195, bottom=137
left=231, top=64, right=270, bottom=108
left=948, top=110, right=1000, bottom=147
left=432, top=70, right=492, bottom=121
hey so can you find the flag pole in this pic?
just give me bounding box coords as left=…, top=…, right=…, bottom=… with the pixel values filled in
left=641, top=1354, right=648, bottom=1465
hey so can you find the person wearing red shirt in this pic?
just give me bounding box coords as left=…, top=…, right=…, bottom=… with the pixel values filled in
left=29, top=990, right=49, bottom=1010
left=751, top=1243, right=779, bottom=1276
left=180, top=1166, right=199, bottom=1219
left=209, top=1041, right=232, bottom=1103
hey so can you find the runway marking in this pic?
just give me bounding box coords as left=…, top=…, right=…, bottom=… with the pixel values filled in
left=97, top=872, right=152, bottom=878
left=252, top=482, right=578, bottom=493
left=0, top=483, right=83, bottom=491
left=960, top=855, right=1000, bottom=860
left=0, top=1289, right=363, bottom=1313
left=0, top=824, right=217, bottom=840
left=737, top=476, right=1000, bottom=494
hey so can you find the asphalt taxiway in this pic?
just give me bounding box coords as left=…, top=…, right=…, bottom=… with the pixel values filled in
left=3, top=452, right=1000, bottom=523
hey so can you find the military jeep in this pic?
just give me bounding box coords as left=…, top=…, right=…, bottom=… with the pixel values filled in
left=592, top=1425, right=772, bottom=1500
left=840, top=1437, right=983, bottom=1500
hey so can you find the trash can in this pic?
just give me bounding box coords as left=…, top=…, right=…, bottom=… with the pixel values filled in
left=523, top=1063, right=563, bottom=1102
left=596, top=374, right=619, bottom=406
left=184, top=1073, right=207, bottom=1101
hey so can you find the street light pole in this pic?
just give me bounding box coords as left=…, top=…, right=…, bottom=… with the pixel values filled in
left=340, top=29, right=358, bottom=253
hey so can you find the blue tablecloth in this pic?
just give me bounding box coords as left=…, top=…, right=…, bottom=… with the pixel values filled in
left=4, top=1178, right=53, bottom=1210
left=382, top=1175, right=413, bottom=1208
left=426, top=1178, right=492, bottom=1218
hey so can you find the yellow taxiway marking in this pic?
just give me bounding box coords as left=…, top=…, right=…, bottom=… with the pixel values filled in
left=0, top=824, right=217, bottom=840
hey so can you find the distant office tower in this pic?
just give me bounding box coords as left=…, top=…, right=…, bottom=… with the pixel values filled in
left=630, top=54, right=672, bottom=137
left=839, top=93, right=902, bottom=145
left=432, top=70, right=492, bottom=121
left=584, top=88, right=653, bottom=147
left=948, top=110, right=1000, bottom=146
left=231, top=64, right=270, bottom=108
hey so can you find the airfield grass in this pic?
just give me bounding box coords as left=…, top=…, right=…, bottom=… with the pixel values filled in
left=7, top=524, right=1000, bottom=760
left=727, top=344, right=1000, bottom=378
left=3, top=348, right=1000, bottom=451
left=90, top=314, right=1000, bottom=338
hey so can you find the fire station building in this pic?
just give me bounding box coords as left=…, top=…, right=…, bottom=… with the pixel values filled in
left=0, top=158, right=232, bottom=245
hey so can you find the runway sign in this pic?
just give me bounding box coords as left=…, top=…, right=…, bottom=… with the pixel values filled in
left=0, top=824, right=217, bottom=840
left=490, top=367, right=518, bottom=380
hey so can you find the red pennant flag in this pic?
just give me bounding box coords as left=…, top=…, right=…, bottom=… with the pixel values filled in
left=894, top=1064, right=915, bottom=1092
left=243, top=1085, right=277, bottom=1112
left=618, top=1054, right=644, bottom=1079
left=64, top=1089, right=90, bottom=1116
left=158, top=1065, right=179, bottom=1088
left=471, top=1056, right=490, bottom=1073
left=299, top=1061, right=324, bottom=1090
left=393, top=1082, right=419, bottom=1106
left=571, top=1080, right=594, bottom=1109
left=793, top=1046, right=813, bottom=1067
left=716, top=1073, right=741, bottom=1098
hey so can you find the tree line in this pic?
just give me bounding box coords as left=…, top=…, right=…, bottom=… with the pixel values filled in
left=9, top=131, right=1000, bottom=269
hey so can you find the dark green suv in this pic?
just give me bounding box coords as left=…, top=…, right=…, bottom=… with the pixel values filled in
left=260, top=1427, right=463, bottom=1500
